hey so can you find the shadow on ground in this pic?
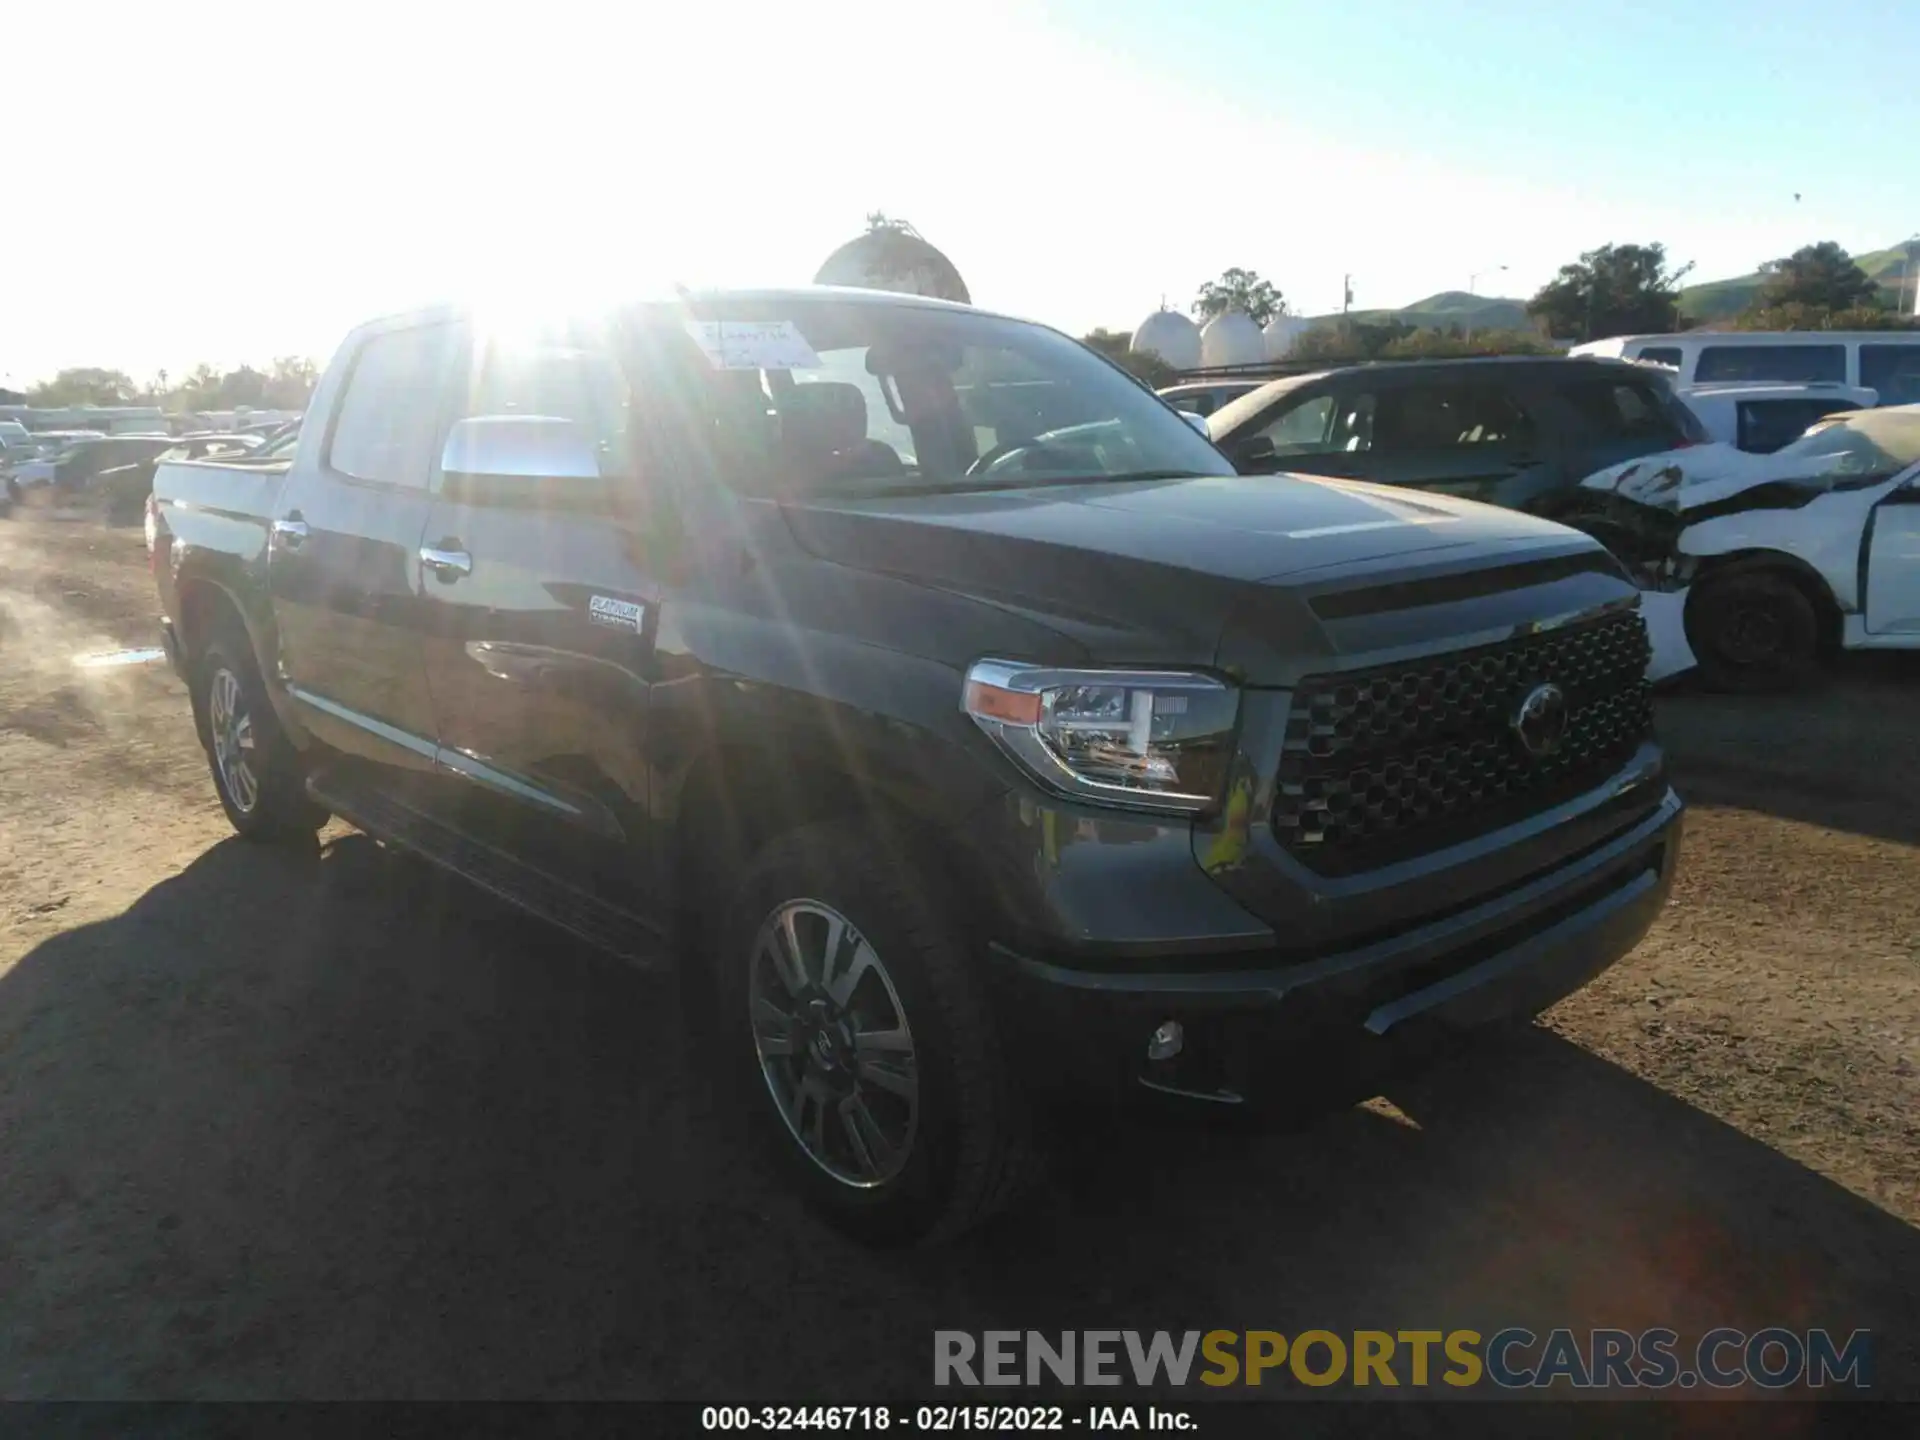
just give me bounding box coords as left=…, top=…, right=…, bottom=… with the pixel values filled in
left=1655, top=652, right=1920, bottom=847
left=1, top=836, right=1914, bottom=1405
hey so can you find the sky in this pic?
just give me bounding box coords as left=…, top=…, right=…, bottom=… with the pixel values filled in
left=8, top=0, right=1919, bottom=387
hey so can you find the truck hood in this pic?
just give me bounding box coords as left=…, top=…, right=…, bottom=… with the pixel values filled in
left=782, top=472, right=1604, bottom=668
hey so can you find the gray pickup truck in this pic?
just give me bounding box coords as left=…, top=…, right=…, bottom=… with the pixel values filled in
left=147, top=288, right=1683, bottom=1244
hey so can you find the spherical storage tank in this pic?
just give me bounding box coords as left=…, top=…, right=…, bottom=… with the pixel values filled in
left=1130, top=309, right=1202, bottom=371
left=815, top=220, right=970, bottom=303
left=1262, top=314, right=1311, bottom=359
left=1200, top=312, right=1265, bottom=368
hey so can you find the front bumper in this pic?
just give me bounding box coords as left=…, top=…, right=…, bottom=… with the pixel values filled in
left=988, top=785, right=1682, bottom=1107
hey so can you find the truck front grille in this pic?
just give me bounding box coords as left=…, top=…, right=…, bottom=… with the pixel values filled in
left=1272, top=609, right=1653, bottom=874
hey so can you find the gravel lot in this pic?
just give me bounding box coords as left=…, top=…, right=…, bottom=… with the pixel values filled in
left=2, top=510, right=1916, bottom=1404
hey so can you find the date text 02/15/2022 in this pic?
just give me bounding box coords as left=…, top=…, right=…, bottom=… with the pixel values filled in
left=701, top=1406, right=1194, bottom=1432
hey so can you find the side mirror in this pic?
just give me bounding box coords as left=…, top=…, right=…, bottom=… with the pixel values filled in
left=1231, top=433, right=1278, bottom=472
left=1180, top=409, right=1212, bottom=437
left=441, top=415, right=601, bottom=485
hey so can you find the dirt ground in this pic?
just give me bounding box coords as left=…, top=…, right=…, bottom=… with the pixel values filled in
left=1, top=509, right=1916, bottom=1405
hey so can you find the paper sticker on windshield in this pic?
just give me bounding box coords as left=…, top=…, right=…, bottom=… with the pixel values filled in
left=682, top=319, right=821, bottom=371
left=589, top=595, right=645, bottom=633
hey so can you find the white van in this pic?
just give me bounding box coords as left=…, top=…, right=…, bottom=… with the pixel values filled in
left=1572, top=332, right=1920, bottom=406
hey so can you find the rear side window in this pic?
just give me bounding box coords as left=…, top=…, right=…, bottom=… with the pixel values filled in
left=1736, top=398, right=1859, bottom=454
left=1562, top=379, right=1690, bottom=442
left=328, top=324, right=460, bottom=485
left=1860, top=344, right=1920, bottom=407
left=1637, top=346, right=1683, bottom=369
left=1375, top=385, right=1534, bottom=452
left=1695, top=344, right=1845, bottom=384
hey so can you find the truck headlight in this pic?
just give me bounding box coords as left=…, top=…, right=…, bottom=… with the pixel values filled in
left=962, top=660, right=1239, bottom=814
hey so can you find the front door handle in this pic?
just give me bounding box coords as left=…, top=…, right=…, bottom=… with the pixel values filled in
left=270, top=514, right=309, bottom=548
left=420, top=543, right=473, bottom=581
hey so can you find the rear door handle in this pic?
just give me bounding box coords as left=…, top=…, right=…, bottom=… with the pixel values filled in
left=420, top=544, right=473, bottom=581
left=270, top=514, right=309, bottom=548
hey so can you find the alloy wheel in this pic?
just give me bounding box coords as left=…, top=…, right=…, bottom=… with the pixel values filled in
left=747, top=899, right=919, bottom=1187
left=207, top=666, right=259, bottom=815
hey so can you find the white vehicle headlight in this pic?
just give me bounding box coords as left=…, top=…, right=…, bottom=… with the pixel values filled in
left=962, top=660, right=1239, bottom=814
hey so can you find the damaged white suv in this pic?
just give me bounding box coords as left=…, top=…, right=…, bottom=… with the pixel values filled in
left=1577, top=405, right=1920, bottom=691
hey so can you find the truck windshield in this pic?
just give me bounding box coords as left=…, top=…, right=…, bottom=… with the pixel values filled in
left=653, top=299, right=1233, bottom=497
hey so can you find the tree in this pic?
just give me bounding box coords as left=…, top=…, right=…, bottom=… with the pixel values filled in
left=1753, top=242, right=1884, bottom=315
left=28, top=367, right=140, bottom=406
left=1291, top=318, right=1414, bottom=362
left=1081, top=328, right=1178, bottom=387
left=1192, top=268, right=1285, bottom=327
left=1734, top=303, right=1917, bottom=333
left=1378, top=326, right=1554, bottom=359
left=1526, top=243, right=1693, bottom=342
left=263, top=356, right=319, bottom=409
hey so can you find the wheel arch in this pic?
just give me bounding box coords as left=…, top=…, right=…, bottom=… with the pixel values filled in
left=172, top=573, right=310, bottom=746
left=663, top=698, right=1006, bottom=954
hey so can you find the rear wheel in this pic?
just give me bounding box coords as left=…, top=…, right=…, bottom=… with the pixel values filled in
left=1686, top=570, right=1824, bottom=693
left=716, top=822, right=1032, bottom=1245
left=196, top=631, right=329, bottom=841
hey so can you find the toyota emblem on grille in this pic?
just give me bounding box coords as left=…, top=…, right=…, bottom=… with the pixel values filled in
left=1511, top=683, right=1569, bottom=759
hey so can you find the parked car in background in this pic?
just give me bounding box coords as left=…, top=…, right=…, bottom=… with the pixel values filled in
left=3, top=430, right=108, bottom=494
left=1206, top=357, right=1706, bottom=516
left=1674, top=382, right=1879, bottom=454
left=0, top=420, right=32, bottom=452
left=1574, top=405, right=1920, bottom=690
left=1573, top=332, right=1920, bottom=406
left=92, top=433, right=261, bottom=519
left=1157, top=379, right=1263, bottom=417
left=147, top=288, right=1680, bottom=1243
left=45, top=434, right=179, bottom=498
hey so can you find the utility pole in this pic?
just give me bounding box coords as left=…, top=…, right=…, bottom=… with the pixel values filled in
left=1342, top=275, right=1353, bottom=315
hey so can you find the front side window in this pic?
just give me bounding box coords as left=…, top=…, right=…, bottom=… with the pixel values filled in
left=1861, top=344, right=1920, bottom=407
left=1252, top=393, right=1338, bottom=454
left=1563, top=379, right=1686, bottom=442
left=459, top=340, right=634, bottom=479
left=328, top=324, right=460, bottom=486
left=646, top=300, right=1232, bottom=497
left=1695, top=344, right=1846, bottom=384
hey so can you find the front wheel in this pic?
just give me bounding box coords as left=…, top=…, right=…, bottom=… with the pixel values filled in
left=1685, top=571, right=1824, bottom=693
left=196, top=633, right=330, bottom=841
left=717, top=822, right=1032, bottom=1245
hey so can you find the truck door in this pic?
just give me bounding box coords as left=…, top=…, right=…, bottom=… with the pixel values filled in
left=268, top=320, right=457, bottom=770
left=1864, top=471, right=1920, bottom=635
left=414, top=333, right=664, bottom=903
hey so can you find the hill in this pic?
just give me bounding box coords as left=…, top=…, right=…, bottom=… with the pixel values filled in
left=1676, top=245, right=1913, bottom=322
left=1292, top=247, right=1914, bottom=334
left=1305, top=290, right=1531, bottom=332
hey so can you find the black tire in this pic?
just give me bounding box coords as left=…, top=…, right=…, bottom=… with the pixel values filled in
left=1685, top=570, right=1825, bottom=693
left=715, top=820, right=1033, bottom=1246
left=195, top=629, right=330, bottom=841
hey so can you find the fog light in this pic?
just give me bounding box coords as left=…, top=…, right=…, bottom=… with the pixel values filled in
left=1146, top=1020, right=1184, bottom=1062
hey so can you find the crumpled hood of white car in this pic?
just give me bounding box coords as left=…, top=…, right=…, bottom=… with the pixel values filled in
left=1578, top=442, right=1817, bottom=513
